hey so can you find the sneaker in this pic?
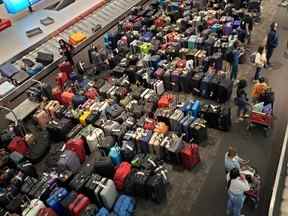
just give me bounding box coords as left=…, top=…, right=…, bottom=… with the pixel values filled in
left=244, top=114, right=250, bottom=118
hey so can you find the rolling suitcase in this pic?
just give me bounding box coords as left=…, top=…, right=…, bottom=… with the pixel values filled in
left=37, top=208, right=57, bottom=216
left=113, top=195, right=135, bottom=216
left=146, top=173, right=167, bottom=203
left=11, top=71, right=29, bottom=85
left=200, top=73, right=214, bottom=98
left=0, top=64, right=19, bottom=78
left=94, top=178, right=118, bottom=210
left=180, top=144, right=200, bottom=169
left=180, top=115, right=196, bottom=142
left=86, top=128, right=105, bottom=153
left=191, top=100, right=201, bottom=117
left=114, top=162, right=132, bottom=191
left=36, top=52, right=54, bottom=66
left=60, top=191, right=78, bottom=213
left=169, top=109, right=185, bottom=132
left=80, top=204, right=98, bottom=216
left=59, top=61, right=73, bottom=75
left=46, top=188, right=69, bottom=215
left=57, top=150, right=81, bottom=173
left=33, top=109, right=50, bottom=128
left=191, top=72, right=204, bottom=95
left=68, top=193, right=91, bottom=216
left=65, top=138, right=86, bottom=162
left=47, top=118, right=74, bottom=141
left=8, top=137, right=29, bottom=155
left=26, top=63, right=44, bottom=76
left=166, top=133, right=184, bottom=164
left=190, top=118, right=208, bottom=144
left=216, top=79, right=233, bottom=103
left=109, top=145, right=122, bottom=166
left=218, top=106, right=232, bottom=131
left=23, top=199, right=46, bottom=216
left=72, top=95, right=87, bottom=109
left=138, top=130, right=153, bottom=154
left=121, top=141, right=136, bottom=162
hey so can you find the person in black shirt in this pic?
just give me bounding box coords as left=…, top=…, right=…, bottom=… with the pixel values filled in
left=266, top=22, right=279, bottom=67
left=58, top=39, right=74, bottom=65
left=244, top=10, right=254, bottom=44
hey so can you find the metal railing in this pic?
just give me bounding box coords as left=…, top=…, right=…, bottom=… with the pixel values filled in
left=269, top=125, right=288, bottom=216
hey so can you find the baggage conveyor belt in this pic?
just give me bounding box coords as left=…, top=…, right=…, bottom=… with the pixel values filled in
left=0, top=0, right=149, bottom=107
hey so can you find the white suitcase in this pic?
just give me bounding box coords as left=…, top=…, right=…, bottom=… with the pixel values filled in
left=22, top=199, right=45, bottom=216
left=86, top=128, right=105, bottom=152
left=154, top=80, right=165, bottom=95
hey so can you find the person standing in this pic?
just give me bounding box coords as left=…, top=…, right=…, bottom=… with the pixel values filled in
left=254, top=46, right=267, bottom=81
left=266, top=22, right=279, bottom=67
left=235, top=79, right=250, bottom=121
left=227, top=168, right=250, bottom=216
left=231, top=40, right=241, bottom=82
left=58, top=39, right=74, bottom=65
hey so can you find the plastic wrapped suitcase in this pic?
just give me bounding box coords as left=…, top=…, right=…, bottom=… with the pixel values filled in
left=23, top=199, right=46, bottom=216
left=94, top=178, right=118, bottom=210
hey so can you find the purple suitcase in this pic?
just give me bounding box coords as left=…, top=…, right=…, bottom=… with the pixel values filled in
left=223, top=22, right=233, bottom=35
left=0, top=64, right=20, bottom=78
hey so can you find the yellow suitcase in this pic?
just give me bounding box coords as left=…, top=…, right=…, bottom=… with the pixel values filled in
left=69, top=32, right=87, bottom=45
left=79, top=110, right=91, bottom=126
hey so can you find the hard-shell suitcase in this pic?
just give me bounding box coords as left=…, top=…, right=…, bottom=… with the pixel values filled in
left=60, top=191, right=78, bottom=213
left=149, top=132, right=164, bottom=155
left=96, top=208, right=109, bottom=216
left=94, top=178, right=118, bottom=210
left=114, top=162, right=132, bottom=191
left=84, top=174, right=102, bottom=200
left=37, top=208, right=57, bottom=216
left=103, top=121, right=120, bottom=136
left=61, top=91, right=75, bottom=107
left=180, top=144, right=200, bottom=169
left=109, top=145, right=122, bottom=166
left=46, top=188, right=69, bottom=215
left=65, top=138, right=86, bottom=162
left=191, top=100, right=201, bottom=117
left=188, top=35, right=197, bottom=49
left=57, top=150, right=81, bottom=173
left=68, top=193, right=91, bottom=216
left=223, top=22, right=233, bottom=35
left=47, top=118, right=74, bottom=141
left=113, top=195, right=135, bottom=216
left=69, top=32, right=87, bottom=45
left=133, top=170, right=150, bottom=198
left=79, top=111, right=91, bottom=126
left=36, top=52, right=54, bottom=66
left=180, top=115, right=196, bottom=142
left=69, top=173, right=90, bottom=192
left=0, top=64, right=19, bottom=78
left=86, top=128, right=105, bottom=153
left=166, top=133, right=184, bottom=164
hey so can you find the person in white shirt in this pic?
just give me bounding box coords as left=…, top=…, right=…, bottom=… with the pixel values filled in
left=254, top=46, right=267, bottom=81
left=226, top=168, right=250, bottom=216
left=225, top=146, right=249, bottom=173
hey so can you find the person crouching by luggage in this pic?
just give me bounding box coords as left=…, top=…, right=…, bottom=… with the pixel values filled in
left=251, top=77, right=268, bottom=103
left=254, top=46, right=267, bottom=81
left=58, top=39, right=74, bottom=65
left=235, top=79, right=250, bottom=121
left=225, top=146, right=250, bottom=173
left=226, top=168, right=250, bottom=216
left=231, top=41, right=241, bottom=82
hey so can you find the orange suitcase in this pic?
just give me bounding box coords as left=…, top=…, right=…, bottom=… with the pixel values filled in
left=69, top=32, right=87, bottom=46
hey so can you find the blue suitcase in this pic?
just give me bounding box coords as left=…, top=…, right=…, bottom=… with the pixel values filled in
left=0, top=64, right=20, bottom=78
left=46, top=187, right=68, bottom=215
left=180, top=115, right=196, bottom=142
left=181, top=100, right=194, bottom=114
left=72, top=95, right=87, bottom=109
left=142, top=32, right=154, bottom=42
left=97, top=207, right=110, bottom=216
left=191, top=100, right=201, bottom=117
left=139, top=130, right=153, bottom=154
left=113, top=195, right=135, bottom=216
left=26, top=63, right=44, bottom=76
left=232, top=20, right=241, bottom=29
left=200, top=74, right=214, bottom=98
left=109, top=145, right=122, bottom=166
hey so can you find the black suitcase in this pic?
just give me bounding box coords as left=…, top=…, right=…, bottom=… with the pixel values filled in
left=36, top=52, right=54, bottom=66
left=209, top=75, right=221, bottom=100
left=146, top=173, right=167, bottom=203
left=84, top=174, right=102, bottom=201
left=218, top=106, right=232, bottom=131
left=60, top=191, right=78, bottom=211
left=133, top=171, right=150, bottom=198
left=69, top=173, right=90, bottom=192
left=86, top=111, right=100, bottom=125
left=17, top=160, right=37, bottom=177
left=163, top=70, right=171, bottom=91
left=20, top=176, right=38, bottom=194
left=191, top=72, right=204, bottom=95
left=121, top=141, right=136, bottom=162
left=47, top=118, right=75, bottom=141
left=190, top=118, right=208, bottom=144
left=179, top=70, right=194, bottom=93
left=216, top=79, right=233, bottom=103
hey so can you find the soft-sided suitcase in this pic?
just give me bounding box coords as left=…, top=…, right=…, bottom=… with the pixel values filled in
left=191, top=72, right=204, bottom=95
left=169, top=109, right=185, bottom=132
left=0, top=81, right=15, bottom=97
left=68, top=193, right=91, bottom=216
left=72, top=95, right=87, bottom=109
left=0, top=64, right=19, bottom=78
left=216, top=79, right=233, bottom=103
left=47, top=118, right=74, bottom=141
left=36, top=52, right=54, bottom=66
left=59, top=61, right=73, bottom=75
left=69, top=32, right=87, bottom=45
left=138, top=130, right=153, bottom=154
left=94, top=178, right=118, bottom=210
left=61, top=91, right=75, bottom=107
left=65, top=138, right=86, bottom=162
left=57, top=150, right=81, bottom=173
left=114, top=162, right=132, bottom=191
left=180, top=144, right=200, bottom=169
left=23, top=199, right=46, bottom=216
left=200, top=73, right=214, bottom=98
left=46, top=188, right=69, bottom=215
left=33, top=109, right=50, bottom=128
left=180, top=115, right=196, bottom=142
left=26, top=63, right=44, bottom=76
left=190, top=118, right=208, bottom=144
left=8, top=137, right=29, bottom=155
left=113, top=195, right=135, bottom=216
left=121, top=141, right=136, bottom=162
left=146, top=173, right=167, bottom=203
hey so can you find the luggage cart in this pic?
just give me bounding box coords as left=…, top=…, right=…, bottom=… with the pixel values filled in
left=247, top=111, right=273, bottom=136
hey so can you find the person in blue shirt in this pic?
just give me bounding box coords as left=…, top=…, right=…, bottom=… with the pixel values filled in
left=231, top=40, right=241, bottom=81
left=225, top=146, right=249, bottom=173
left=266, top=22, right=279, bottom=67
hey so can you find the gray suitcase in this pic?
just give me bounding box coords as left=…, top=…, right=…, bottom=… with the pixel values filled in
left=169, top=109, right=185, bottom=132
left=57, top=150, right=81, bottom=173
left=94, top=178, right=118, bottom=210
left=103, top=120, right=120, bottom=135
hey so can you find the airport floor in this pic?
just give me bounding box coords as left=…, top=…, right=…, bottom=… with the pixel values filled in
left=1, top=0, right=288, bottom=215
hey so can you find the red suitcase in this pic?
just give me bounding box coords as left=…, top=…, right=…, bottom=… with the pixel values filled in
left=0, top=18, right=12, bottom=32
left=8, top=137, right=29, bottom=155
left=61, top=91, right=75, bottom=107
left=52, top=86, right=63, bottom=103
left=180, top=144, right=200, bottom=169
left=144, top=118, right=156, bottom=130
left=65, top=138, right=86, bottom=162
left=56, top=72, right=69, bottom=89
left=207, top=18, right=218, bottom=26
left=37, top=208, right=57, bottom=216
left=114, top=162, right=132, bottom=191
left=59, top=61, right=73, bottom=75
left=176, top=59, right=186, bottom=69
left=68, top=194, right=91, bottom=216
left=157, top=94, right=174, bottom=108
left=85, top=87, right=98, bottom=99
